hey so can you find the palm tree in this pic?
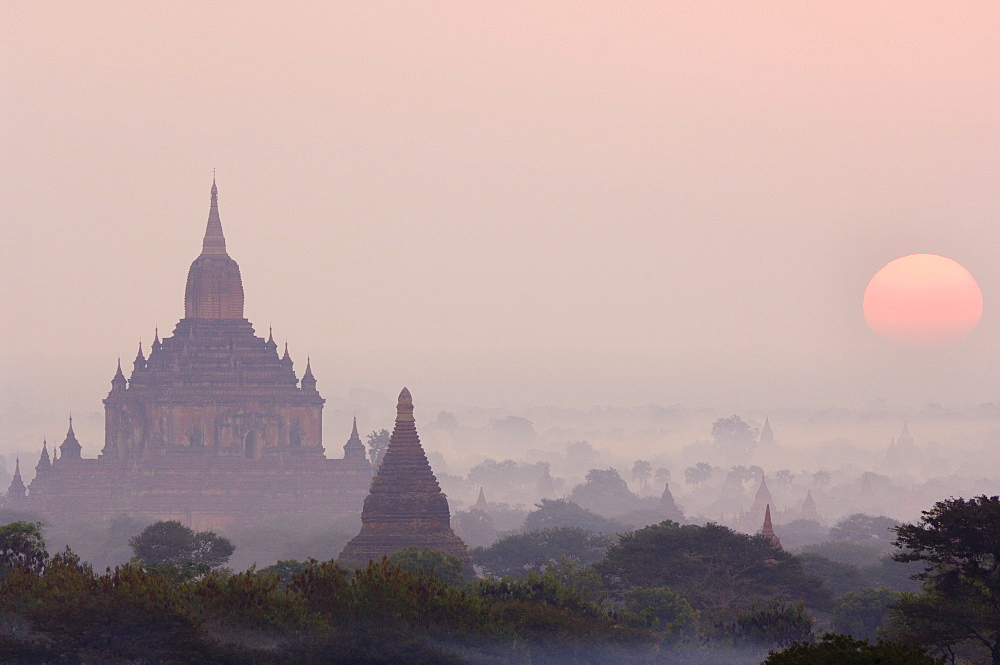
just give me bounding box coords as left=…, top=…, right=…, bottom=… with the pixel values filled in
left=631, top=460, right=652, bottom=494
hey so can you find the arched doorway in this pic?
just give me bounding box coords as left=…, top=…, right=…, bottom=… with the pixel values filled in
left=245, top=430, right=262, bottom=459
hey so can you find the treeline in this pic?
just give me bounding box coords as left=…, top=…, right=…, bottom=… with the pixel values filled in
left=2, top=494, right=998, bottom=663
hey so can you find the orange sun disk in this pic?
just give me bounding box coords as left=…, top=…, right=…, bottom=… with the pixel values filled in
left=863, top=254, right=982, bottom=348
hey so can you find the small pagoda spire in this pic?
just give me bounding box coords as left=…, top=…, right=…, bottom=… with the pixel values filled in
left=35, top=438, right=51, bottom=478
left=474, top=486, right=489, bottom=512
left=267, top=326, right=274, bottom=344
left=110, top=358, right=127, bottom=393
left=759, top=417, right=775, bottom=447
left=800, top=489, right=821, bottom=522
left=152, top=327, right=161, bottom=350
left=339, top=387, right=474, bottom=576
left=133, top=342, right=146, bottom=374
left=201, top=175, right=227, bottom=255
left=761, top=504, right=782, bottom=549
left=659, top=481, right=684, bottom=522
left=6, top=457, right=26, bottom=502
left=282, top=341, right=291, bottom=361
left=60, top=415, right=82, bottom=461
left=897, top=422, right=915, bottom=450
left=343, top=416, right=366, bottom=462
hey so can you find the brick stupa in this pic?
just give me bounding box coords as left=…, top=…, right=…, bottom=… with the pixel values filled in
left=339, top=388, right=475, bottom=577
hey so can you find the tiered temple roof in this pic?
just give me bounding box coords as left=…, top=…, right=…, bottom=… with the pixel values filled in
left=21, top=179, right=372, bottom=529
left=339, top=388, right=474, bottom=576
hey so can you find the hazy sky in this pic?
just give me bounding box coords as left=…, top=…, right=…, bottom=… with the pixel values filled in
left=3, top=2, right=1000, bottom=451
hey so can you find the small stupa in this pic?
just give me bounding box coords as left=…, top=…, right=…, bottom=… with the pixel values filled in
left=747, top=475, right=774, bottom=523
left=659, top=482, right=684, bottom=522
left=760, top=504, right=782, bottom=550
left=800, top=489, right=821, bottom=522
left=758, top=418, right=775, bottom=447
left=474, top=487, right=489, bottom=512
left=5, top=458, right=27, bottom=509
left=339, top=388, right=474, bottom=576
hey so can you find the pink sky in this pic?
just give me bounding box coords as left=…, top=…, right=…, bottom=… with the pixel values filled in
left=2, top=2, right=1000, bottom=451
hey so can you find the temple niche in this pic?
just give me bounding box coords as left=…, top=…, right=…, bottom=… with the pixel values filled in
left=12, top=180, right=372, bottom=530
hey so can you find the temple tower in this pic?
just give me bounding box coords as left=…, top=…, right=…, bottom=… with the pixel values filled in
left=474, top=487, right=489, bottom=512
left=183, top=178, right=244, bottom=319
left=339, top=388, right=474, bottom=576
left=100, top=179, right=326, bottom=461
left=748, top=474, right=774, bottom=522
left=758, top=418, right=774, bottom=447
left=800, top=489, right=821, bottom=522
left=59, top=417, right=82, bottom=461
left=343, top=416, right=367, bottom=462
left=760, top=504, right=782, bottom=549
left=659, top=482, right=684, bottom=522
left=5, top=458, right=26, bottom=508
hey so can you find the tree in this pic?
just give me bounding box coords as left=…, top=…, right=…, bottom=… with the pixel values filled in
left=567, top=469, right=642, bottom=517
left=775, top=469, right=795, bottom=487
left=451, top=508, right=497, bottom=548
left=523, top=499, right=628, bottom=534
left=712, top=415, right=758, bottom=448
left=832, top=587, right=900, bottom=641
left=596, top=521, right=829, bottom=616
left=726, top=465, right=760, bottom=486
left=684, top=462, right=713, bottom=488
left=892, top=495, right=1000, bottom=665
left=729, top=601, right=814, bottom=649
left=621, top=586, right=698, bottom=643
left=129, top=520, right=234, bottom=569
left=763, top=633, right=944, bottom=665
left=654, top=467, right=670, bottom=486
left=631, top=460, right=652, bottom=494
left=0, top=521, right=48, bottom=578
left=389, top=547, right=467, bottom=586
left=830, top=514, right=901, bottom=552
left=474, top=527, right=614, bottom=578
left=813, top=470, right=831, bottom=487
left=367, top=429, right=390, bottom=468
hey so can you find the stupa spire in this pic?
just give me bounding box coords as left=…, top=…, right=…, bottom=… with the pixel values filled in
left=201, top=175, right=227, bottom=256
left=60, top=415, right=82, bottom=461
left=761, top=504, right=782, bottom=549
left=659, top=481, right=684, bottom=522
left=35, top=438, right=51, bottom=477
left=339, top=387, right=474, bottom=576
left=342, top=416, right=367, bottom=462
left=6, top=457, right=26, bottom=502
left=475, top=486, right=489, bottom=512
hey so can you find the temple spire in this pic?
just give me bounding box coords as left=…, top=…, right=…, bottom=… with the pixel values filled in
left=761, top=504, right=782, bottom=549
left=201, top=176, right=227, bottom=255
left=6, top=457, right=26, bottom=502
left=339, top=387, right=474, bottom=576
left=342, top=416, right=366, bottom=462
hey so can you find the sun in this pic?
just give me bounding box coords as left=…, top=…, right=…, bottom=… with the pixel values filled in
left=863, top=254, right=983, bottom=348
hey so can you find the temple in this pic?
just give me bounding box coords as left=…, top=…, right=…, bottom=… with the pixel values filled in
left=759, top=504, right=782, bottom=549
left=339, top=388, right=474, bottom=576
left=10, top=180, right=373, bottom=529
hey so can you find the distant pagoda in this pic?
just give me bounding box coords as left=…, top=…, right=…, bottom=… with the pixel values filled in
left=760, top=504, right=782, bottom=550
left=659, top=482, right=684, bottom=522
left=339, top=388, right=474, bottom=576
